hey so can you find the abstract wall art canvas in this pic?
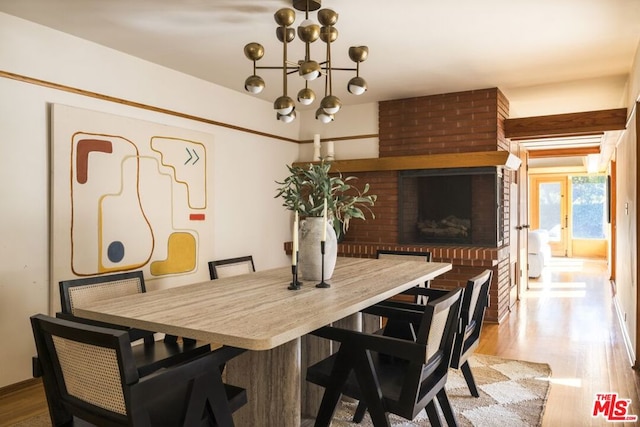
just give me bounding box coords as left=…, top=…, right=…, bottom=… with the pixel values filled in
left=50, top=104, right=214, bottom=312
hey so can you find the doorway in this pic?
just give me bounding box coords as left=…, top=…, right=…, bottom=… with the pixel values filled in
left=530, top=174, right=608, bottom=258
left=530, top=176, right=568, bottom=256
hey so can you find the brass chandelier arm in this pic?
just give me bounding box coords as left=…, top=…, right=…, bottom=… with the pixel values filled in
left=255, top=66, right=303, bottom=71
left=326, top=67, right=358, bottom=72
left=254, top=66, right=358, bottom=72
left=326, top=38, right=333, bottom=96
left=282, top=29, right=288, bottom=96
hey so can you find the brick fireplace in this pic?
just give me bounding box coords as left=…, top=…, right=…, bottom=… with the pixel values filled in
left=398, top=167, right=504, bottom=247
left=337, top=88, right=514, bottom=323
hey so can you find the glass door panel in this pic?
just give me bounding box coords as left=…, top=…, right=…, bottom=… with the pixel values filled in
left=571, top=176, right=606, bottom=239
left=570, top=175, right=607, bottom=258
left=539, top=182, right=562, bottom=242
left=531, top=176, right=568, bottom=256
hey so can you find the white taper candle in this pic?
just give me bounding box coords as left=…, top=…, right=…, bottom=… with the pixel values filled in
left=322, top=198, right=327, bottom=242
left=292, top=211, right=299, bottom=265
left=313, top=134, right=321, bottom=161
left=327, top=140, right=335, bottom=160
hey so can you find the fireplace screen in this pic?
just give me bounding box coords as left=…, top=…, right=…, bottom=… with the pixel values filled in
left=399, top=167, right=502, bottom=246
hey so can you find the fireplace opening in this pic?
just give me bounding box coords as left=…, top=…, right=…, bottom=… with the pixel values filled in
left=399, top=167, right=503, bottom=247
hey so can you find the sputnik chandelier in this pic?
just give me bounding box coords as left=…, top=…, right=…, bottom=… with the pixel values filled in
left=243, top=0, right=368, bottom=123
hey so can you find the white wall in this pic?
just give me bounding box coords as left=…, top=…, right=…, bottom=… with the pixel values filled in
left=629, top=39, right=640, bottom=109
left=0, top=13, right=306, bottom=387
left=297, top=103, right=379, bottom=162
left=614, top=39, right=640, bottom=364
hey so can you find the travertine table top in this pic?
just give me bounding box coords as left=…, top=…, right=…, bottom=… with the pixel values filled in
left=75, top=257, right=452, bottom=350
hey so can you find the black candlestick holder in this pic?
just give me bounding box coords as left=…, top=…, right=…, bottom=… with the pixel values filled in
left=316, top=241, right=330, bottom=288
left=288, top=252, right=302, bottom=290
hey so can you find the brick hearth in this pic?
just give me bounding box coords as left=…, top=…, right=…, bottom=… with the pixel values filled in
left=338, top=88, right=514, bottom=323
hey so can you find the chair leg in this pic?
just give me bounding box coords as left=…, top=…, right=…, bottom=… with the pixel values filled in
left=183, top=371, right=234, bottom=427
left=353, top=401, right=367, bottom=423
left=314, top=351, right=353, bottom=427
left=352, top=350, right=391, bottom=427
left=460, top=361, right=480, bottom=397
left=206, top=373, right=236, bottom=427
left=436, top=389, right=458, bottom=427
left=315, top=389, right=343, bottom=427
left=425, top=400, right=443, bottom=427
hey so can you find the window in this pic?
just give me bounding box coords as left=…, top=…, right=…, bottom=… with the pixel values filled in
left=571, top=176, right=606, bottom=239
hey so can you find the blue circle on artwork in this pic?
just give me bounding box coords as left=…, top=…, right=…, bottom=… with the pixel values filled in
left=107, top=241, right=125, bottom=263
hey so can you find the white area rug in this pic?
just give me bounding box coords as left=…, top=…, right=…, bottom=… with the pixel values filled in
left=331, top=353, right=552, bottom=427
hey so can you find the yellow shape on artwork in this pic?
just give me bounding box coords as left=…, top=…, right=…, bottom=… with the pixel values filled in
left=150, top=232, right=196, bottom=275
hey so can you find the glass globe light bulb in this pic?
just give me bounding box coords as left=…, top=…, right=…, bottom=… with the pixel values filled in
left=315, top=108, right=335, bottom=123
left=299, top=60, right=322, bottom=81
left=297, top=19, right=320, bottom=43
left=277, top=110, right=297, bottom=123
left=348, top=76, right=367, bottom=95
left=244, top=75, right=265, bottom=94
left=297, top=88, right=316, bottom=105
left=274, top=95, right=295, bottom=115
left=321, top=95, right=341, bottom=115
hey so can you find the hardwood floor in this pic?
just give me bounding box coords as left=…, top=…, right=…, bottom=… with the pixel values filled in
left=478, top=258, right=640, bottom=426
left=0, top=379, right=47, bottom=426
left=2, top=258, right=639, bottom=426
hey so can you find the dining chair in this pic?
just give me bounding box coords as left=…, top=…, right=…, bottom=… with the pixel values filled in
left=31, top=313, right=247, bottom=426
left=56, top=270, right=210, bottom=377
left=376, top=249, right=433, bottom=301
left=450, top=269, right=493, bottom=397
left=208, top=255, right=255, bottom=280
left=361, top=250, right=434, bottom=333
left=376, top=249, right=433, bottom=263
left=370, top=269, right=493, bottom=393
left=306, top=287, right=463, bottom=427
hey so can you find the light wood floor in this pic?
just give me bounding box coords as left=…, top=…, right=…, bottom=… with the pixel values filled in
left=2, top=258, right=639, bottom=426
left=478, top=258, right=640, bottom=427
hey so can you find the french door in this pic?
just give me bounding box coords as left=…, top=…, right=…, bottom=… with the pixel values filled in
left=530, top=176, right=568, bottom=257
left=530, top=174, right=608, bottom=258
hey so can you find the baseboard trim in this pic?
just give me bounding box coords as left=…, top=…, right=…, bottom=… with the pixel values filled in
left=612, top=280, right=636, bottom=367
left=0, top=377, right=41, bottom=397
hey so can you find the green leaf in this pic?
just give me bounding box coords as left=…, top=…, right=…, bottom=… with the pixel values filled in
left=274, top=160, right=377, bottom=229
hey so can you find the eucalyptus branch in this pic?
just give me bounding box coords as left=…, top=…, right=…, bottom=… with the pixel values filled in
left=275, top=160, right=377, bottom=238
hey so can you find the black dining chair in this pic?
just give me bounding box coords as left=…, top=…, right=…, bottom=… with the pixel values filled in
left=208, top=256, right=255, bottom=280
left=306, top=287, right=463, bottom=427
left=376, top=249, right=433, bottom=303
left=349, top=269, right=493, bottom=421
left=450, top=269, right=493, bottom=397
left=376, top=249, right=433, bottom=262
left=31, top=313, right=247, bottom=426
left=361, top=249, right=434, bottom=334
left=55, top=270, right=210, bottom=377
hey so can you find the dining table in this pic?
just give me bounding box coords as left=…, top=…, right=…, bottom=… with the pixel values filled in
left=74, top=256, right=452, bottom=426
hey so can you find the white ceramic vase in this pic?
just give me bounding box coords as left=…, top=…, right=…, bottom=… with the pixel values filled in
left=298, top=217, right=338, bottom=281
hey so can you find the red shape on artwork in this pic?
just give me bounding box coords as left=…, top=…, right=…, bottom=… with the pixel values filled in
left=76, top=139, right=113, bottom=184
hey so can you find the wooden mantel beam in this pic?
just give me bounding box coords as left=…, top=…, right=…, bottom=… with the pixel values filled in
left=504, top=108, right=627, bottom=139
left=293, top=151, right=522, bottom=173
left=528, top=146, right=601, bottom=158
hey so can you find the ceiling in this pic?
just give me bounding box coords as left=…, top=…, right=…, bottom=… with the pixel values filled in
left=2, top=0, right=639, bottom=169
